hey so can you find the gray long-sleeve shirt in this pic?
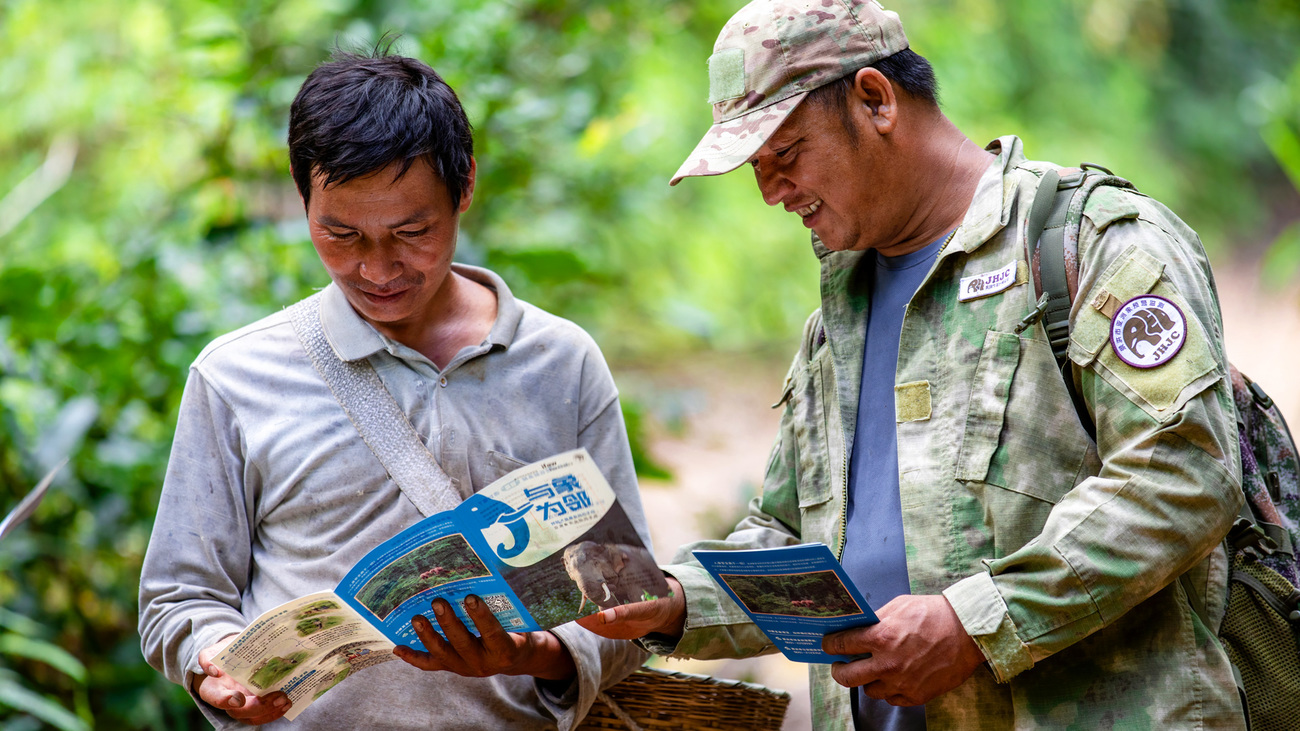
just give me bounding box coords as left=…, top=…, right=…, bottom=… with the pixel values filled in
left=139, top=265, right=649, bottom=730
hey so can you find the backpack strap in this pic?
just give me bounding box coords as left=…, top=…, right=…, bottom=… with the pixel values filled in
left=1027, top=164, right=1139, bottom=441
left=1025, top=169, right=1090, bottom=438
left=1027, top=169, right=1069, bottom=362
left=1035, top=167, right=1297, bottom=565
left=287, top=292, right=465, bottom=517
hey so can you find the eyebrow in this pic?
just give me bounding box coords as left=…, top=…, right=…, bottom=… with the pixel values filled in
left=314, top=213, right=434, bottom=229
left=315, top=215, right=353, bottom=229
left=772, top=135, right=802, bottom=151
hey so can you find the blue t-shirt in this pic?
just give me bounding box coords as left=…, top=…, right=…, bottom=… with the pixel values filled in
left=843, top=232, right=948, bottom=730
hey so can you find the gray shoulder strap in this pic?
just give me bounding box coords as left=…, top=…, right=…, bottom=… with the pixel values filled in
left=287, top=293, right=463, bottom=517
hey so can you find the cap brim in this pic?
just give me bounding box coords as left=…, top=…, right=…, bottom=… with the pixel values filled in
left=669, top=92, right=808, bottom=186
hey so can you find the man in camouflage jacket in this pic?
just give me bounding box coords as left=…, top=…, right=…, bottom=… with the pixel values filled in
left=580, top=1, right=1247, bottom=728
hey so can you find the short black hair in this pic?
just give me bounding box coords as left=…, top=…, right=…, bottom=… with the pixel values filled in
left=805, top=48, right=940, bottom=141
left=288, top=50, right=474, bottom=211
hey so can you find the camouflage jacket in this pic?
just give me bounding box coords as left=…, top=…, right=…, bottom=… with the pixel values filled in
left=656, top=136, right=1247, bottom=729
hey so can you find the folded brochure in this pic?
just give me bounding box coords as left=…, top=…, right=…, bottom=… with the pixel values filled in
left=212, top=449, right=669, bottom=720
left=692, top=543, right=878, bottom=663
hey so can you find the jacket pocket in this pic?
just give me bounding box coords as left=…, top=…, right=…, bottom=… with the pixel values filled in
left=956, top=331, right=1021, bottom=483
left=957, top=332, right=1097, bottom=506
left=792, top=352, right=835, bottom=511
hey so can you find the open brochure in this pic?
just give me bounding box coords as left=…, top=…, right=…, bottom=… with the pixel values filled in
left=692, top=543, right=877, bottom=663
left=212, top=449, right=669, bottom=720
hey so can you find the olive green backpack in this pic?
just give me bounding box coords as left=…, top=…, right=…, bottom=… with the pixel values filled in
left=1024, top=165, right=1300, bottom=731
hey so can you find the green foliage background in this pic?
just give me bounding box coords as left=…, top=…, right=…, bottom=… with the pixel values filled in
left=0, top=0, right=1297, bottom=727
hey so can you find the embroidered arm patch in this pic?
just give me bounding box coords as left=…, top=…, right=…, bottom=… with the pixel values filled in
left=1069, top=246, right=1218, bottom=415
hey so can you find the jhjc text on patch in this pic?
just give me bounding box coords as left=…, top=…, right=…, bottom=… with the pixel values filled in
left=958, top=261, right=1018, bottom=302
left=1110, top=295, right=1186, bottom=368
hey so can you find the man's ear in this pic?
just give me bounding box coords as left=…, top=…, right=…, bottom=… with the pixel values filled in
left=851, top=67, right=897, bottom=135
left=459, top=157, right=476, bottom=214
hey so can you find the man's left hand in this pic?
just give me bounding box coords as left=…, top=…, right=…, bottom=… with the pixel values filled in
left=823, top=594, right=986, bottom=706
left=394, top=595, right=577, bottom=681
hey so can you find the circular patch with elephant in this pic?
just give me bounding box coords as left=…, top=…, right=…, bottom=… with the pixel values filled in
left=1110, top=294, right=1186, bottom=369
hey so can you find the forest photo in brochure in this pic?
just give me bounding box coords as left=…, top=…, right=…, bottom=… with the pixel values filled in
left=694, top=543, right=878, bottom=663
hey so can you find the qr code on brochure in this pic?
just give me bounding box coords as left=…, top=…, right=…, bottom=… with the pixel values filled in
left=472, top=594, right=525, bottom=628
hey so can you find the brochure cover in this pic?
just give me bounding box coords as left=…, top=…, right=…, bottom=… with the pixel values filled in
left=211, top=449, right=668, bottom=720
left=692, top=543, right=877, bottom=663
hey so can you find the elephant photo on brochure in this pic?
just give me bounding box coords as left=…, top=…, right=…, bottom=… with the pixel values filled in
left=562, top=541, right=661, bottom=612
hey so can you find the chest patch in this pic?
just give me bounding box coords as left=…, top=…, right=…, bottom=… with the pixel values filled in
left=958, top=261, right=1018, bottom=302
left=1110, top=295, right=1186, bottom=368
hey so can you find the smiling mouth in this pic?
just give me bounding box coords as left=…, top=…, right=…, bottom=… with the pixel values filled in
left=795, top=200, right=822, bottom=218
left=358, top=288, right=406, bottom=302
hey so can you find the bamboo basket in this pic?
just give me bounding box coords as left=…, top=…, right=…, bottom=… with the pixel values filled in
left=575, top=666, right=791, bottom=731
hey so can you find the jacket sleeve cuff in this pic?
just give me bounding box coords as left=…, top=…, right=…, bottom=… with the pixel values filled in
left=636, top=564, right=771, bottom=659
left=673, top=563, right=753, bottom=626
left=943, top=572, right=1034, bottom=683
left=543, top=622, right=646, bottom=731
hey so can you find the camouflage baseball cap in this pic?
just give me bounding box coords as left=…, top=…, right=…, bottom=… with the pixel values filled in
left=670, top=0, right=908, bottom=186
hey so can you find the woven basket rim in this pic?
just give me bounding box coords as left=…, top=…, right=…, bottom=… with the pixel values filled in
left=623, top=665, right=792, bottom=699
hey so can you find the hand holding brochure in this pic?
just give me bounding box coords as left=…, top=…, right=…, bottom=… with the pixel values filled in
left=692, top=543, right=877, bottom=663
left=212, top=449, right=668, bottom=720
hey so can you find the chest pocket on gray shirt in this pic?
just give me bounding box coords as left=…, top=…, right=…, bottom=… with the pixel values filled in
left=483, top=449, right=528, bottom=486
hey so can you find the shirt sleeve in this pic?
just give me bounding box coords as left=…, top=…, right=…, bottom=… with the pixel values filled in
left=943, top=192, right=1243, bottom=682
left=137, top=367, right=255, bottom=728
left=536, top=336, right=650, bottom=730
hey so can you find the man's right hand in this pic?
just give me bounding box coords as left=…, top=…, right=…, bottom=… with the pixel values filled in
left=575, top=577, right=687, bottom=641
left=194, top=635, right=291, bottom=725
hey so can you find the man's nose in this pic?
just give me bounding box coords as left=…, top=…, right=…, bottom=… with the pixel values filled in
left=358, top=246, right=402, bottom=286
left=753, top=162, right=792, bottom=207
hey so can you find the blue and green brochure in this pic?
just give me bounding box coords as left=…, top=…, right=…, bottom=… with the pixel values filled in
left=211, top=449, right=667, bottom=720
left=692, top=543, right=878, bottom=663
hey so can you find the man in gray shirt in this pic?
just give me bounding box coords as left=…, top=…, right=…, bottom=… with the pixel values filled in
left=138, top=51, right=649, bottom=729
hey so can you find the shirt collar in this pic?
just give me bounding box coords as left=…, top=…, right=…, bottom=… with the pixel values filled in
left=950, top=134, right=1023, bottom=255
left=319, top=263, right=524, bottom=364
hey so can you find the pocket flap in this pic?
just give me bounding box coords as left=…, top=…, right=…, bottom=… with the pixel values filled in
left=796, top=479, right=834, bottom=509
left=1069, top=246, right=1165, bottom=365
left=956, top=332, right=1022, bottom=482
left=485, top=450, right=528, bottom=483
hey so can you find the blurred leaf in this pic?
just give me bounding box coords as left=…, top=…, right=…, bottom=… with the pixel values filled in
left=0, top=673, right=89, bottom=731
left=1262, top=118, right=1300, bottom=194
left=620, top=400, right=672, bottom=481
left=0, top=634, right=87, bottom=684
left=0, top=609, right=46, bottom=639
left=0, top=460, right=65, bottom=542
left=1262, top=221, right=1300, bottom=290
